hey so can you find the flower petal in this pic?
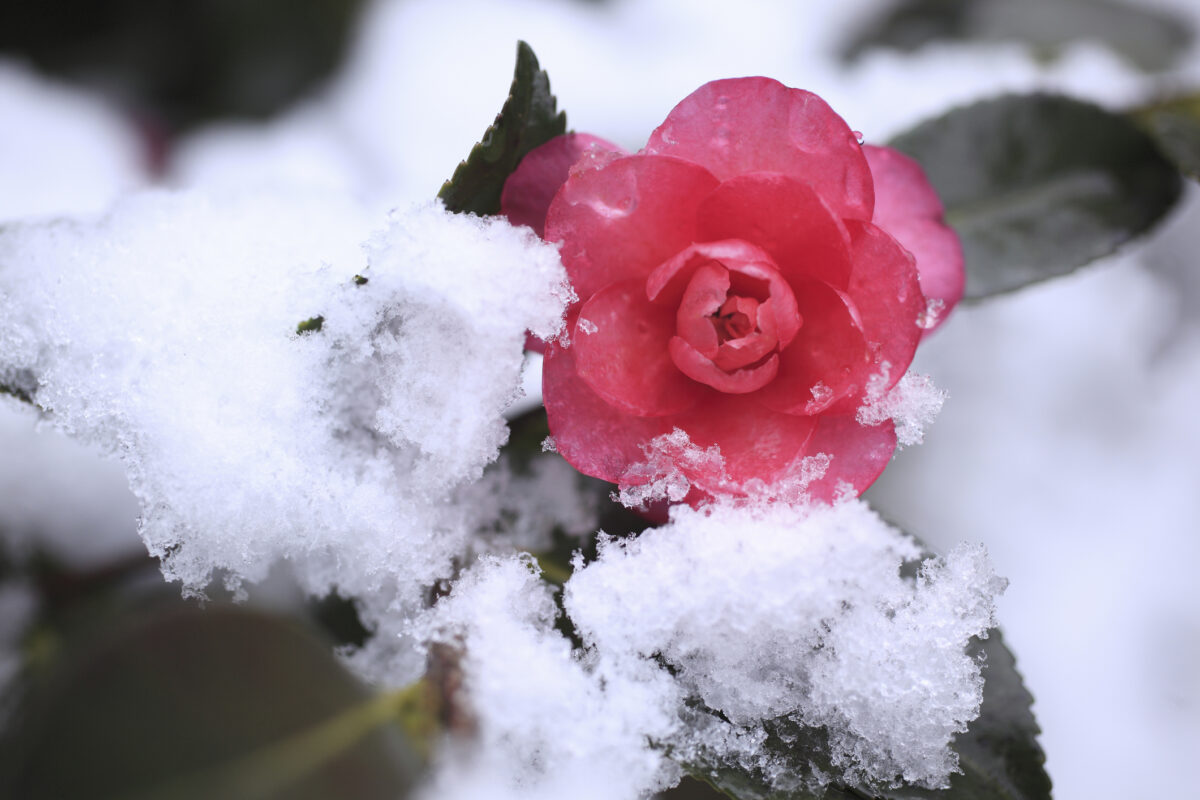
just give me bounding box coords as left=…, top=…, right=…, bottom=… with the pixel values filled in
left=674, top=262, right=729, bottom=358
left=646, top=77, right=873, bottom=221
left=501, top=133, right=626, bottom=238
left=572, top=279, right=701, bottom=417
left=753, top=279, right=868, bottom=415
left=840, top=219, right=925, bottom=399
left=673, top=394, right=817, bottom=491
left=668, top=337, right=779, bottom=394
left=696, top=173, right=855, bottom=290
left=545, top=154, right=720, bottom=302
left=543, top=340, right=675, bottom=484
left=863, top=145, right=965, bottom=331
left=646, top=239, right=775, bottom=306
left=803, top=415, right=897, bottom=503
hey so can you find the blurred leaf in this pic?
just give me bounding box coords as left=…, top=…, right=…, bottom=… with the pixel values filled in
left=841, top=0, right=1192, bottom=72
left=438, top=41, right=567, bottom=215
left=0, top=604, right=422, bottom=799
left=1133, top=95, right=1200, bottom=181
left=889, top=93, right=1183, bottom=299
left=0, top=0, right=365, bottom=130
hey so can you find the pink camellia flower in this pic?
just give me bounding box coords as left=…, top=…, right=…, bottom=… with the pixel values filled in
left=503, top=77, right=964, bottom=503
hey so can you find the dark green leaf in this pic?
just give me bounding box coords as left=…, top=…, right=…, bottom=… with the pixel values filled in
left=841, top=0, right=1192, bottom=73
left=1133, top=95, right=1200, bottom=181
left=890, top=93, right=1182, bottom=299
left=0, top=367, right=38, bottom=407
left=437, top=40, right=567, bottom=215
left=0, top=604, right=422, bottom=799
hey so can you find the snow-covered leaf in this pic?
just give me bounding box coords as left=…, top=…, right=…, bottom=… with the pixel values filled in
left=890, top=93, right=1182, bottom=300
left=688, top=629, right=1048, bottom=800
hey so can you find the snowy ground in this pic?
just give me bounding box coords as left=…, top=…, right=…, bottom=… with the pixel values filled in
left=3, top=0, right=1199, bottom=797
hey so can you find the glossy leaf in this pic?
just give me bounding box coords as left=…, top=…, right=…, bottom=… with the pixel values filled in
left=890, top=93, right=1182, bottom=299
left=841, top=0, right=1192, bottom=73
left=437, top=41, right=567, bottom=215
left=0, top=604, right=422, bottom=799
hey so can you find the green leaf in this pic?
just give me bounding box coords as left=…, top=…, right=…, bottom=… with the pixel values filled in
left=1133, top=95, right=1200, bottom=181
left=296, top=315, right=324, bottom=334
left=0, top=604, right=422, bottom=799
left=889, top=93, right=1183, bottom=300
left=840, top=0, right=1192, bottom=72
left=437, top=40, right=567, bottom=215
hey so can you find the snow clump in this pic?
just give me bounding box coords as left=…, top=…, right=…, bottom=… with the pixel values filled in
left=565, top=498, right=1006, bottom=793
left=0, top=189, right=572, bottom=680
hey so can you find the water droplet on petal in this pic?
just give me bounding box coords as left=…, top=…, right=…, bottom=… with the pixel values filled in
left=851, top=130, right=865, bottom=145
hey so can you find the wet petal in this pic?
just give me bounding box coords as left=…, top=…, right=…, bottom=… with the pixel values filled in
left=668, top=337, right=779, bottom=394
left=673, top=394, right=817, bottom=491
left=863, top=145, right=964, bottom=332
left=836, top=220, right=925, bottom=406
left=501, top=133, right=626, bottom=238
left=545, top=154, right=719, bottom=302
left=696, top=173, right=855, bottom=289
left=572, top=279, right=701, bottom=416
left=753, top=279, right=868, bottom=415
left=803, top=415, right=897, bottom=503
left=646, top=77, right=873, bottom=221
left=543, top=340, right=676, bottom=484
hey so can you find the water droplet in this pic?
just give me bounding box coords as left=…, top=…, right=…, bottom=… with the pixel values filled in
left=851, top=130, right=865, bottom=145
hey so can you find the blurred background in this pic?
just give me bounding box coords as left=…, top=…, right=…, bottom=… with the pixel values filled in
left=2, top=1, right=1199, bottom=798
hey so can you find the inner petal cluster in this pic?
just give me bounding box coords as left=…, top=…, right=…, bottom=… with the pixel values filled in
left=649, top=240, right=801, bottom=394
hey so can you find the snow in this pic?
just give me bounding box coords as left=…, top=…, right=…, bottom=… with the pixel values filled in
left=0, top=191, right=572, bottom=680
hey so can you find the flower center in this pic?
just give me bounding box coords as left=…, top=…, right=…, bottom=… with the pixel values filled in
left=714, top=296, right=757, bottom=342
left=644, top=241, right=803, bottom=395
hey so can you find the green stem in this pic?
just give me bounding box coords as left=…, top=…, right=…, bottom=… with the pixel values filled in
left=129, top=681, right=430, bottom=800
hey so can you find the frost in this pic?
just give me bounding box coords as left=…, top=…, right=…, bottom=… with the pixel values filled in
left=919, top=297, right=947, bottom=330
left=0, top=189, right=572, bottom=678
left=858, top=367, right=947, bottom=447
left=617, top=428, right=829, bottom=508
left=565, top=499, right=1006, bottom=792
left=577, top=318, right=599, bottom=335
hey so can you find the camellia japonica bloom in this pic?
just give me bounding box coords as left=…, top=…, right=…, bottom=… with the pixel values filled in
left=502, top=77, right=964, bottom=503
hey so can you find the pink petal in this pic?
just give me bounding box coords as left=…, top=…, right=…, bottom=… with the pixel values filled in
left=572, top=280, right=701, bottom=417
left=645, top=77, right=874, bottom=221
left=674, top=262, right=729, bottom=357
left=713, top=330, right=776, bottom=372
left=500, top=133, right=625, bottom=238
left=545, top=154, right=720, bottom=303
left=646, top=239, right=776, bottom=306
left=803, top=415, right=898, bottom=504
left=673, top=394, right=817, bottom=492
left=833, top=219, right=925, bottom=405
left=543, top=340, right=675, bottom=484
left=863, top=145, right=965, bottom=332
left=668, top=337, right=779, bottom=394
left=696, top=173, right=854, bottom=289
left=752, top=279, right=868, bottom=415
